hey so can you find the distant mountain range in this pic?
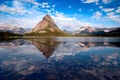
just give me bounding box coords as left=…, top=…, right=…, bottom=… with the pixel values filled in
left=73, top=26, right=120, bottom=36
left=0, top=24, right=27, bottom=34
left=0, top=15, right=120, bottom=37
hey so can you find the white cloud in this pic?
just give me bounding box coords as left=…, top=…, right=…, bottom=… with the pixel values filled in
left=1, top=10, right=46, bottom=28
left=116, top=7, right=120, bottom=13
left=102, top=0, right=113, bottom=4
left=1, top=11, right=91, bottom=30
left=92, top=11, right=102, bottom=19
left=45, top=5, right=56, bottom=14
left=0, top=0, right=52, bottom=15
left=19, top=0, right=50, bottom=9
left=82, top=0, right=113, bottom=5
left=0, top=0, right=26, bottom=15
left=3, top=0, right=118, bottom=29
left=24, top=0, right=39, bottom=5
left=39, top=2, right=50, bottom=8
left=99, top=6, right=114, bottom=12
left=0, top=0, right=58, bottom=30
left=102, top=8, right=115, bottom=12
left=0, top=4, right=91, bottom=30
left=99, top=5, right=120, bottom=23
left=52, top=12, right=91, bottom=30
left=0, top=0, right=46, bottom=28
left=82, top=0, right=99, bottom=4
left=107, top=12, right=120, bottom=22
left=99, top=6, right=103, bottom=9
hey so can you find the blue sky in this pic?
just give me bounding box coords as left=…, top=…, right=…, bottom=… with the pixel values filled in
left=0, top=0, right=120, bottom=30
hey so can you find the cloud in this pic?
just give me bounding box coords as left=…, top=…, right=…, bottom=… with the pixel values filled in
left=102, top=8, right=115, bottom=12
left=116, top=7, right=120, bottom=13
left=102, top=0, right=113, bottom=4
left=0, top=0, right=26, bottom=15
left=83, top=0, right=113, bottom=4
left=39, top=2, right=50, bottom=8
left=92, top=11, right=102, bottom=19
left=99, top=6, right=115, bottom=12
left=99, top=5, right=103, bottom=9
left=82, top=0, right=99, bottom=4
left=99, top=6, right=120, bottom=22
left=0, top=2, right=91, bottom=30
left=1, top=0, right=119, bottom=29
left=0, top=0, right=52, bottom=15
left=1, top=0, right=92, bottom=30
left=0, top=1, right=46, bottom=28
left=22, top=0, right=39, bottom=7
left=1, top=11, right=91, bottom=30
left=107, top=12, right=120, bottom=22
left=1, top=11, right=46, bottom=28
left=52, top=12, right=91, bottom=30
left=45, top=5, right=56, bottom=13
left=18, top=0, right=50, bottom=9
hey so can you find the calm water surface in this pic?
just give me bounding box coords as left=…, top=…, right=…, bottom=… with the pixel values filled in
left=0, top=37, right=120, bottom=80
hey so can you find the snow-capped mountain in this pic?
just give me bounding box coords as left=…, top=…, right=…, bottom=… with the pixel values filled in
left=74, top=26, right=96, bottom=34
left=104, top=27, right=119, bottom=32
left=0, top=24, right=27, bottom=34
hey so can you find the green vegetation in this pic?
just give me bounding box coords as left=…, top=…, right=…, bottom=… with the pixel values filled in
left=26, top=25, right=69, bottom=36
left=75, top=31, right=120, bottom=37
left=24, top=29, right=69, bottom=36
left=1, top=27, right=120, bottom=39
left=0, top=32, right=23, bottom=40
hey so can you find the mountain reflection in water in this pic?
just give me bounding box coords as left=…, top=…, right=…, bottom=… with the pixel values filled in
left=30, top=38, right=60, bottom=58
left=0, top=37, right=120, bottom=80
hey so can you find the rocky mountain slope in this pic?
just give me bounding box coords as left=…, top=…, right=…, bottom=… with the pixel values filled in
left=30, top=15, right=66, bottom=36
left=73, top=26, right=96, bottom=35
left=0, top=24, right=26, bottom=34
left=73, top=26, right=120, bottom=36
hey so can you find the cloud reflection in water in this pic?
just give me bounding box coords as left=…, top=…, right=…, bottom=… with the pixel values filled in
left=0, top=37, right=120, bottom=80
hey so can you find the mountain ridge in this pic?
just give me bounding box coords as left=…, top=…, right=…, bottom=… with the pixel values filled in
left=0, top=15, right=120, bottom=37
left=0, top=24, right=27, bottom=34
left=28, top=15, right=67, bottom=36
left=73, top=26, right=96, bottom=35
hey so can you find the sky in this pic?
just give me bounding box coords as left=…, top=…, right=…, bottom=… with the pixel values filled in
left=0, top=0, right=120, bottom=30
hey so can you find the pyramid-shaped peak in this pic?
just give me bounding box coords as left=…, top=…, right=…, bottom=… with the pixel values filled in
left=86, top=26, right=93, bottom=28
left=43, top=14, right=54, bottom=23
left=31, top=14, right=64, bottom=35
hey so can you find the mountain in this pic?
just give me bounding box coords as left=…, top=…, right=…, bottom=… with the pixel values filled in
left=104, top=27, right=117, bottom=32
left=73, top=26, right=96, bottom=35
left=94, top=27, right=120, bottom=36
left=107, top=27, right=120, bottom=35
left=95, top=28, right=107, bottom=32
left=63, top=30, right=76, bottom=34
left=73, top=25, right=120, bottom=36
left=0, top=32, right=22, bottom=40
left=0, top=39, right=28, bottom=48
left=29, top=15, right=67, bottom=36
left=0, top=24, right=27, bottom=34
left=30, top=38, right=60, bottom=58
left=95, top=27, right=119, bottom=32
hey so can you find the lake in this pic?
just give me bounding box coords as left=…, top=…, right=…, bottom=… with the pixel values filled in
left=0, top=37, right=120, bottom=80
